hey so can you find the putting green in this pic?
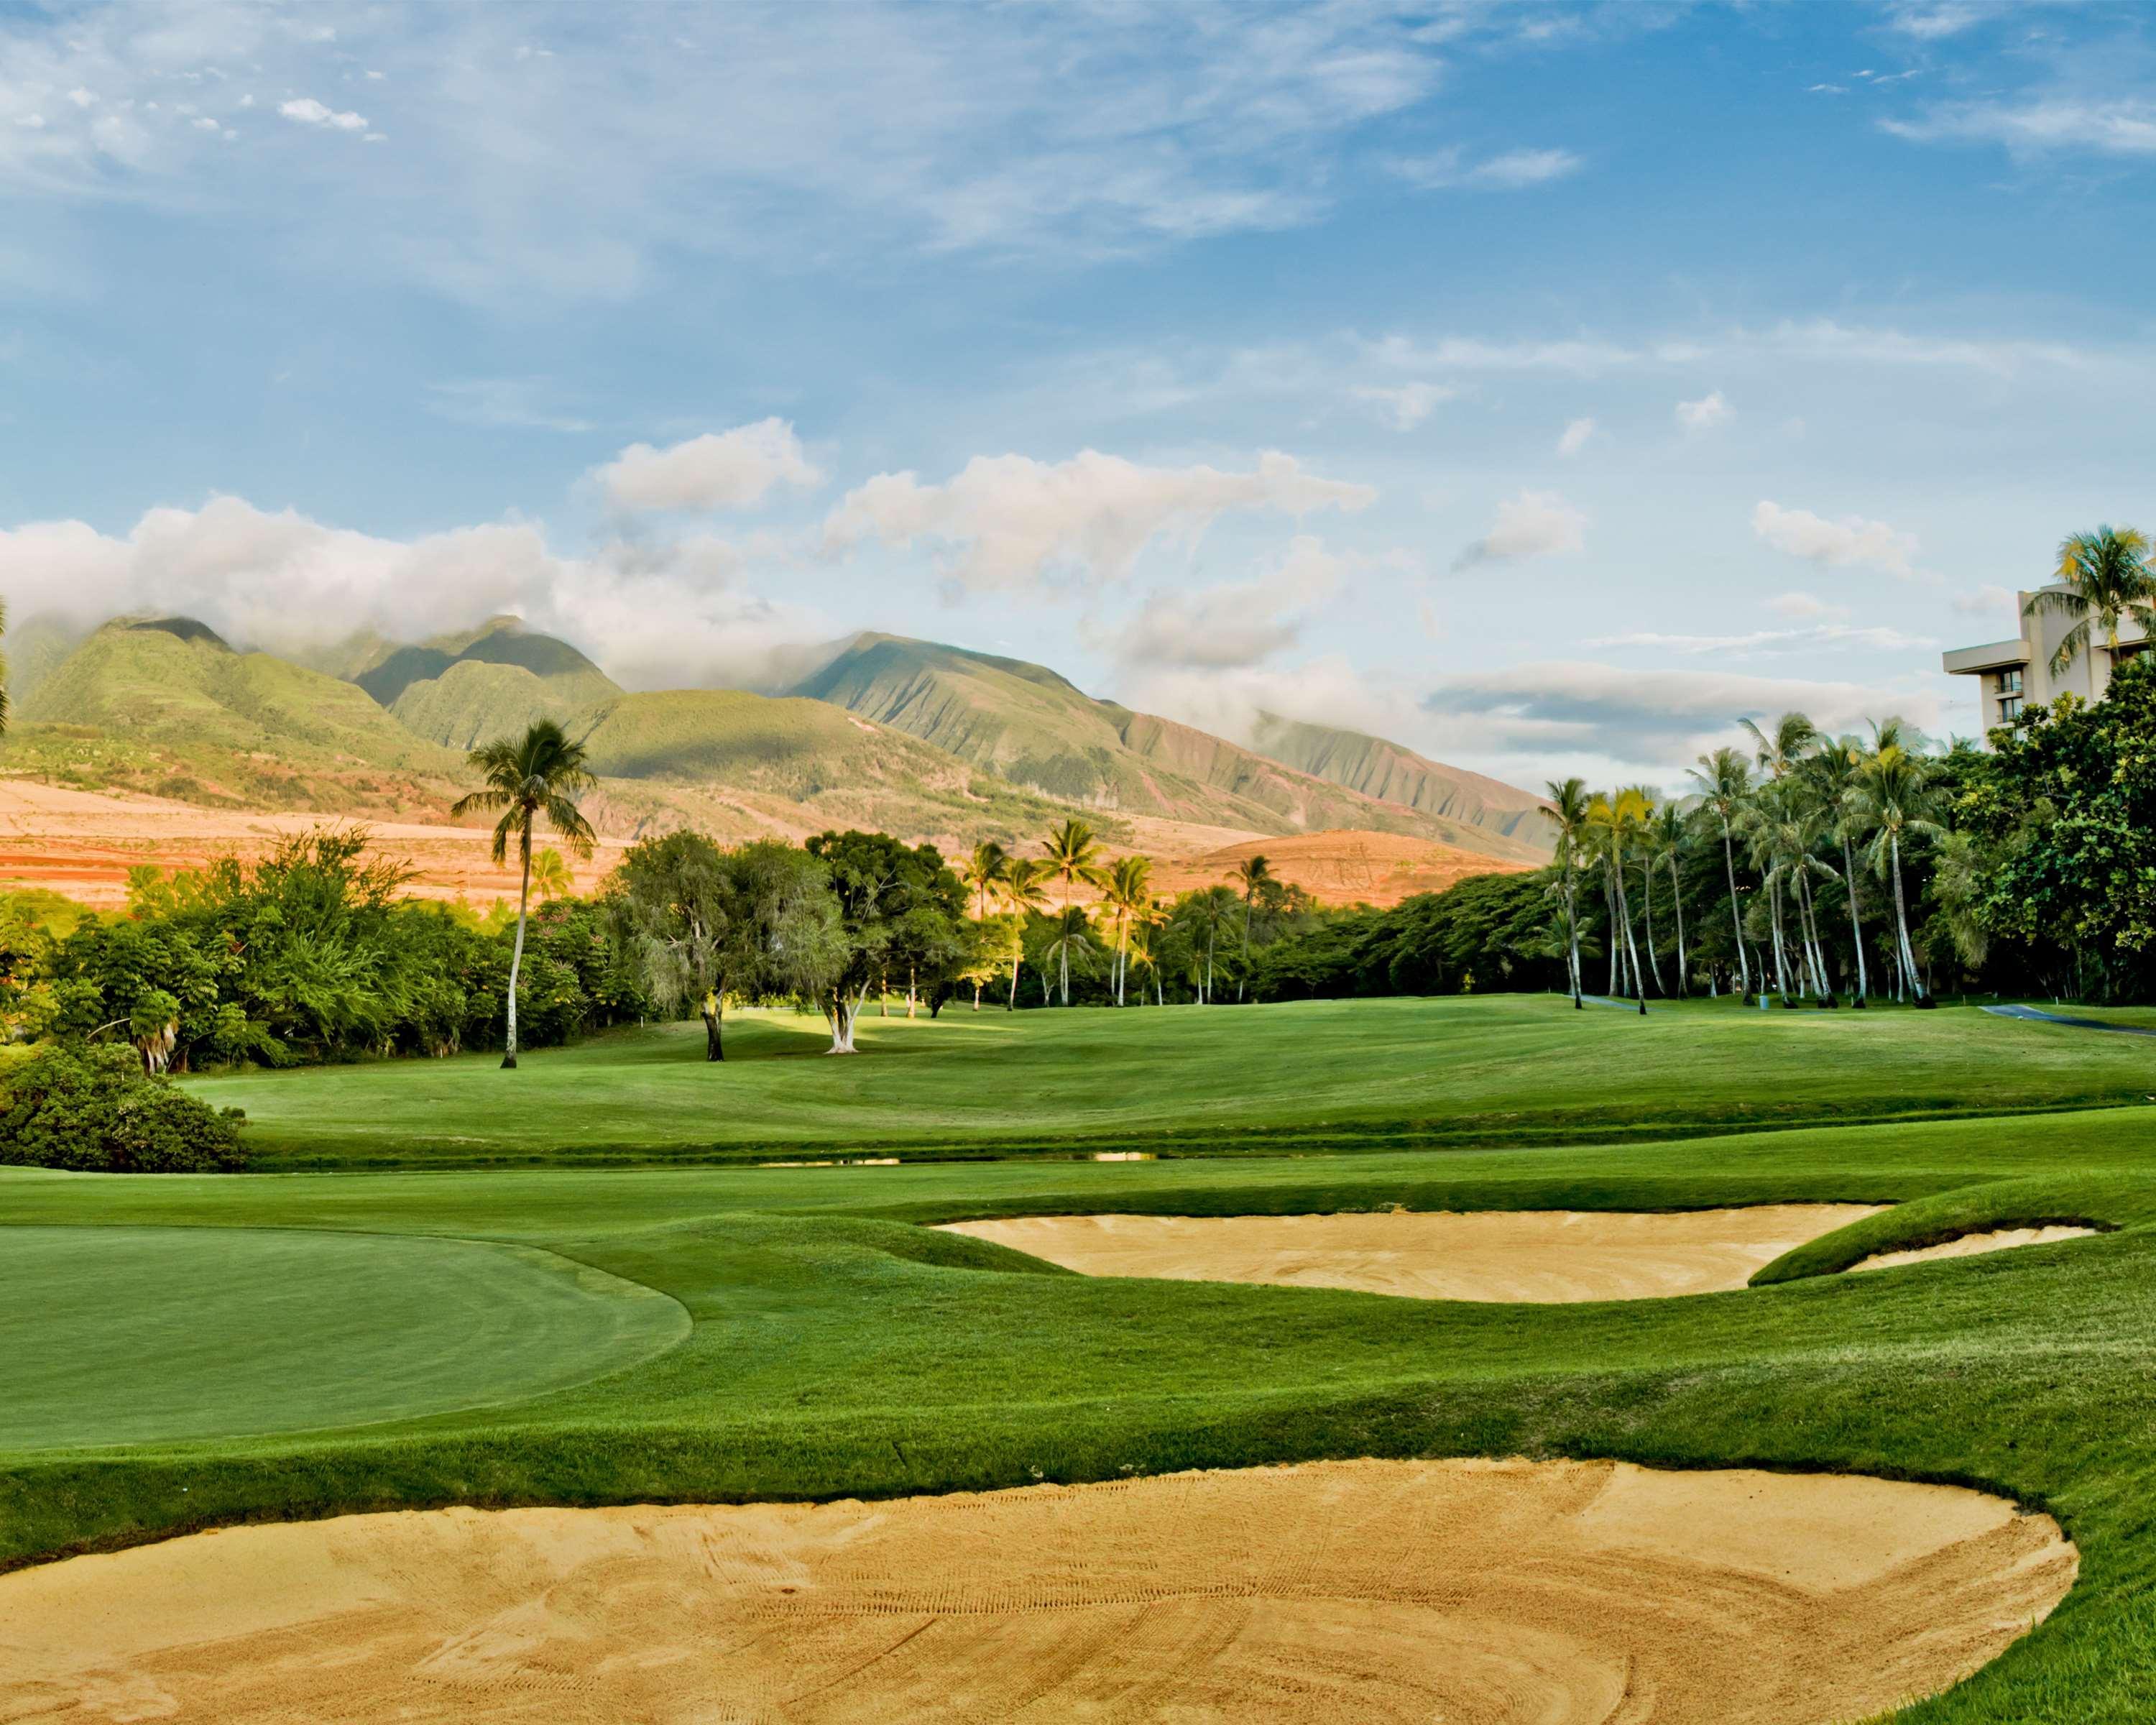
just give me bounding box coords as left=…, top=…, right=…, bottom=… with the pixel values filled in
left=0, top=1226, right=689, bottom=1452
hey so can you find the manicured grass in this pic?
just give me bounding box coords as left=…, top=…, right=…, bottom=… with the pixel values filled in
left=185, top=994, right=2156, bottom=1167
left=0, top=1225, right=688, bottom=1452
left=9, top=995, right=2156, bottom=1721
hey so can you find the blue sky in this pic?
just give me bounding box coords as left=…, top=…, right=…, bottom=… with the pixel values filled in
left=1, top=0, right=2152, bottom=791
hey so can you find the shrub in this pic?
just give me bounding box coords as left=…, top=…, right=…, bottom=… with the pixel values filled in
left=0, top=1043, right=247, bottom=1172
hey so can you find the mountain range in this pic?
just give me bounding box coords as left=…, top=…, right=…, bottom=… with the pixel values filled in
left=0, top=612, right=1551, bottom=878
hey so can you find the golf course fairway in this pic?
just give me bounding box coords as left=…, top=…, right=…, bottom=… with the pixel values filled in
left=5, top=997, right=2156, bottom=1722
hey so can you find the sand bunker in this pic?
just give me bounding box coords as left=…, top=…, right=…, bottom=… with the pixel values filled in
left=942, top=1205, right=1884, bottom=1302
left=1850, top=1225, right=2101, bottom=1275
left=0, top=1458, right=2070, bottom=1724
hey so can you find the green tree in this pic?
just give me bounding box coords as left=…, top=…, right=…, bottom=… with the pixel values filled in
left=803, top=829, right=964, bottom=1052
left=451, top=721, right=597, bottom=1070
left=1231, top=853, right=1273, bottom=1003
left=1853, top=719, right=1943, bottom=1003
left=1588, top=787, right=1651, bottom=1011
left=998, top=857, right=1051, bottom=1010
left=1686, top=746, right=1754, bottom=998
left=1102, top=853, right=1153, bottom=1006
left=2025, top=525, right=2156, bottom=694
left=1543, top=778, right=1590, bottom=1006
left=959, top=840, right=1010, bottom=922
left=1039, top=818, right=1105, bottom=1004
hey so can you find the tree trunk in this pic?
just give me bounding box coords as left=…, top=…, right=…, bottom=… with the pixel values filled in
left=502, top=825, right=531, bottom=1069
left=1639, top=861, right=1666, bottom=995
left=1667, top=855, right=1687, bottom=995
left=1768, top=880, right=1790, bottom=998
left=1890, top=832, right=1924, bottom=999
left=826, top=984, right=868, bottom=1054
left=907, top=965, right=917, bottom=1019
left=1603, top=869, right=1621, bottom=995
left=1008, top=953, right=1020, bottom=1011
left=1614, top=866, right=1646, bottom=1010
left=701, top=989, right=724, bottom=1062
left=1204, top=921, right=1215, bottom=1004
left=1719, top=822, right=1750, bottom=998
left=1239, top=896, right=1252, bottom=1003
left=1841, top=837, right=1868, bottom=1002
left=1564, top=866, right=1582, bottom=1007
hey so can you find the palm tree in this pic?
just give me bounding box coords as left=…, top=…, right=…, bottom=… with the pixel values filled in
left=1188, top=886, right=1234, bottom=1004
left=1802, top=736, right=1870, bottom=1005
left=1041, top=818, right=1105, bottom=1004
left=1649, top=801, right=1687, bottom=995
left=999, top=857, right=1051, bottom=1010
left=959, top=840, right=1010, bottom=922
left=1125, top=922, right=1159, bottom=1008
left=528, top=847, right=574, bottom=903
left=1853, top=719, right=1943, bottom=1003
left=1042, top=906, right=1095, bottom=1002
left=1686, top=746, right=1754, bottom=999
left=451, top=719, right=596, bottom=1069
left=1231, top=853, right=1273, bottom=1003
left=2026, top=525, right=2156, bottom=696
left=1102, top=854, right=1153, bottom=1005
left=1628, top=788, right=1669, bottom=996
left=1543, top=778, right=1590, bottom=1007
left=1741, top=711, right=1820, bottom=784
left=1588, top=787, right=1651, bottom=1012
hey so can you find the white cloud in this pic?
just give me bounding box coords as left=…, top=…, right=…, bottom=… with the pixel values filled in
left=822, top=448, right=1374, bottom=595
left=1387, top=145, right=1583, bottom=190
left=278, top=96, right=367, bottom=132
left=1422, top=659, right=1943, bottom=781
left=1952, top=582, right=2019, bottom=621
left=1590, top=623, right=1938, bottom=656
left=1752, top=500, right=1921, bottom=581
left=0, top=494, right=824, bottom=691
left=596, top=420, right=822, bottom=512
left=1452, top=489, right=1587, bottom=571
left=1556, top=416, right=1595, bottom=456
left=1764, top=590, right=1847, bottom=622
left=1675, top=389, right=1730, bottom=431
left=1111, top=535, right=1344, bottom=670
left=1354, top=380, right=1454, bottom=430
left=1884, top=97, right=2156, bottom=157
left=425, top=377, right=592, bottom=434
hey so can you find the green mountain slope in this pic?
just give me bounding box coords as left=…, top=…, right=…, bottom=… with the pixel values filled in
left=356, top=617, right=620, bottom=715
left=790, top=633, right=1544, bottom=858
left=3, top=614, right=91, bottom=709
left=569, top=689, right=1092, bottom=850
left=8, top=619, right=464, bottom=810
left=1250, top=712, right=1551, bottom=849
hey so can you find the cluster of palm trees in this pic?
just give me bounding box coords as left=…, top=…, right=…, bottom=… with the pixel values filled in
left=958, top=817, right=1276, bottom=1008
left=1545, top=712, right=1943, bottom=1011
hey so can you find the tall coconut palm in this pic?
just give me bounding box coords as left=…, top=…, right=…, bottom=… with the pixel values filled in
left=528, top=847, right=574, bottom=903
left=1686, top=746, right=1754, bottom=998
left=1231, top=853, right=1273, bottom=1003
left=1741, top=711, right=1820, bottom=784
left=1630, top=789, right=1668, bottom=996
left=1042, top=906, right=1095, bottom=1003
left=1125, top=921, right=1159, bottom=1007
left=1041, top=818, right=1105, bottom=1004
left=1853, top=720, right=1943, bottom=1002
left=1802, top=736, right=1870, bottom=1004
left=999, top=857, right=1051, bottom=1010
left=451, top=719, right=596, bottom=1069
left=1188, top=886, right=1234, bottom=1004
left=2026, top=525, right=2156, bottom=696
left=960, top=840, right=1010, bottom=921
left=1650, top=801, right=1687, bottom=995
left=1588, top=786, right=1651, bottom=1012
left=1102, top=854, right=1153, bottom=1005
left=1543, top=778, right=1591, bottom=1006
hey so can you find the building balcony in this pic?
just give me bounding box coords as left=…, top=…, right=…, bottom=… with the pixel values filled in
left=1941, top=637, right=2030, bottom=676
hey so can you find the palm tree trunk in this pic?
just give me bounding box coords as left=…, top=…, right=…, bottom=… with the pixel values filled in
left=1009, top=953, right=1020, bottom=1011
left=1205, top=921, right=1215, bottom=1003
left=1720, top=822, right=1750, bottom=998
left=1564, top=865, right=1582, bottom=1007
left=1840, top=837, right=1867, bottom=1003
left=1667, top=855, right=1687, bottom=995
left=1612, top=847, right=1646, bottom=1011
left=1890, top=832, right=1924, bottom=999
left=1238, top=896, right=1252, bottom=1003
left=1603, top=868, right=1621, bottom=995
left=502, top=825, right=531, bottom=1069
left=1769, top=880, right=1790, bottom=998
left=1639, top=861, right=1666, bottom=995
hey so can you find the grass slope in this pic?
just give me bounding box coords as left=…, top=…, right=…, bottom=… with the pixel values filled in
left=793, top=632, right=1544, bottom=860
left=7, top=1016, right=2156, bottom=1718
left=359, top=615, right=622, bottom=725
left=569, top=686, right=1107, bottom=852
left=1252, top=709, right=1552, bottom=847
left=1, top=1226, right=686, bottom=1450
left=187, top=995, right=2156, bottom=1167
left=10, top=621, right=466, bottom=811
